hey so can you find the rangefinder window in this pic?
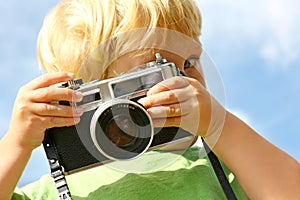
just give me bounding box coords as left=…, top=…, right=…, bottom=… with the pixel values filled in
left=112, top=71, right=163, bottom=98
left=77, top=92, right=101, bottom=106
left=112, top=77, right=142, bottom=98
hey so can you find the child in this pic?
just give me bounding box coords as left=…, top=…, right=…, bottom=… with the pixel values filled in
left=0, top=0, right=299, bottom=199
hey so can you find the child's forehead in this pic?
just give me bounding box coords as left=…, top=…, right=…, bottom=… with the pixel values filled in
left=110, top=28, right=202, bottom=61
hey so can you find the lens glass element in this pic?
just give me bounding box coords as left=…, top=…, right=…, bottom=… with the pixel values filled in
left=105, top=114, right=138, bottom=147
left=92, top=101, right=153, bottom=160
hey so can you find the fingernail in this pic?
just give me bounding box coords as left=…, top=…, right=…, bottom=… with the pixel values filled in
left=146, top=90, right=152, bottom=96
left=74, top=118, right=81, bottom=124
left=148, top=107, right=167, bottom=117
left=138, top=97, right=151, bottom=109
left=74, top=107, right=83, bottom=115
left=137, top=98, right=145, bottom=105
left=74, top=92, right=83, bottom=101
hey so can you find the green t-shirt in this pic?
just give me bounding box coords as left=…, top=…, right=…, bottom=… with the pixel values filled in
left=12, top=146, right=248, bottom=200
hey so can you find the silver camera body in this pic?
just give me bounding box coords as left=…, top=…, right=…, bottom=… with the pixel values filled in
left=71, top=54, right=180, bottom=112
left=43, top=53, right=193, bottom=174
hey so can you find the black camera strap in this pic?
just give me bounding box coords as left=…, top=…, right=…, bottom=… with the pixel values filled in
left=49, top=159, right=72, bottom=200
left=201, top=138, right=237, bottom=200
left=43, top=134, right=73, bottom=200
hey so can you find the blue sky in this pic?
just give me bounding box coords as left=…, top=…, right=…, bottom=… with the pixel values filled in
left=0, top=0, right=299, bottom=187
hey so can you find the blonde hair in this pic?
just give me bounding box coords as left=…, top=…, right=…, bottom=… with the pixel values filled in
left=37, top=0, right=202, bottom=81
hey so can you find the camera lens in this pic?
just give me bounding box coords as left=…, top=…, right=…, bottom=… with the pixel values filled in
left=90, top=99, right=153, bottom=160
left=105, top=114, right=138, bottom=148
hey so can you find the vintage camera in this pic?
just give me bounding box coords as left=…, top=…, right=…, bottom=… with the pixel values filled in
left=43, top=53, right=194, bottom=175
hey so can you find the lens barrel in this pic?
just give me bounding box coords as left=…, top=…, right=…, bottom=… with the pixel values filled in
left=90, top=99, right=153, bottom=160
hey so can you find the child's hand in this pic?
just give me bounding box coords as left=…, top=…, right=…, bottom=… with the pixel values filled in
left=138, top=76, right=224, bottom=138
left=7, top=72, right=83, bottom=150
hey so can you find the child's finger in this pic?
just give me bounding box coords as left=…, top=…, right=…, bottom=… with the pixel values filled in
left=44, top=116, right=81, bottom=128
left=31, top=104, right=83, bottom=118
left=147, top=100, right=192, bottom=118
left=138, top=86, right=192, bottom=108
left=147, top=76, right=190, bottom=95
left=30, top=87, right=82, bottom=103
left=25, top=72, right=74, bottom=90
left=151, top=116, right=182, bottom=128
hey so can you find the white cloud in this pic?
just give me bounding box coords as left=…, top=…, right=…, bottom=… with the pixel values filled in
left=198, top=0, right=300, bottom=69
left=259, top=0, right=300, bottom=68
